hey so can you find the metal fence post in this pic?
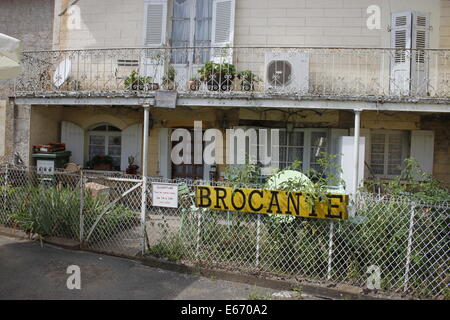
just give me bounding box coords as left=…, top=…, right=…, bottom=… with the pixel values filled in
left=1, top=164, right=8, bottom=220
left=256, top=214, right=261, bottom=267
left=140, top=176, right=147, bottom=255
left=196, top=208, right=202, bottom=259
left=403, top=201, right=416, bottom=292
left=79, top=170, right=85, bottom=243
left=327, top=221, right=334, bottom=280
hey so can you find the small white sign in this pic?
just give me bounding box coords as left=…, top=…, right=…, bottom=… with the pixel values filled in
left=152, top=183, right=178, bottom=208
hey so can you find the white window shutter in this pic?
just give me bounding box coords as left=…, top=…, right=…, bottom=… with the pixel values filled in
left=330, top=129, right=349, bottom=155
left=390, top=12, right=412, bottom=95
left=144, top=0, right=168, bottom=47
left=61, top=121, right=84, bottom=166
left=411, top=12, right=430, bottom=95
left=158, top=128, right=171, bottom=179
left=350, top=128, right=371, bottom=178
left=410, top=130, right=434, bottom=175
left=211, top=0, right=235, bottom=63
left=335, top=136, right=366, bottom=193
left=121, top=124, right=143, bottom=171
left=330, top=129, right=349, bottom=179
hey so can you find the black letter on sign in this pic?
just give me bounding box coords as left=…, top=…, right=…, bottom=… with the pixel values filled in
left=325, top=194, right=343, bottom=219
left=231, top=189, right=246, bottom=211
left=197, top=186, right=211, bottom=208
left=309, top=196, right=320, bottom=217
left=267, top=191, right=282, bottom=214
left=214, top=187, right=229, bottom=210
left=248, top=189, right=263, bottom=212
left=286, top=192, right=301, bottom=216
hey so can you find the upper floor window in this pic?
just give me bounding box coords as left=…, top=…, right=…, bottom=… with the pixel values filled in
left=390, top=11, right=430, bottom=95
left=171, top=0, right=213, bottom=64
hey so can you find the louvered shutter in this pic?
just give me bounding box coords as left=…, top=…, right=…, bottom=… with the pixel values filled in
left=144, top=0, right=167, bottom=46
left=142, top=0, right=167, bottom=83
left=410, top=130, right=434, bottom=176
left=390, top=12, right=412, bottom=96
left=411, top=12, right=430, bottom=95
left=211, top=0, right=235, bottom=63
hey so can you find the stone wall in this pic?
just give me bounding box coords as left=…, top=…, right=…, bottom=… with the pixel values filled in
left=0, top=0, right=55, bottom=51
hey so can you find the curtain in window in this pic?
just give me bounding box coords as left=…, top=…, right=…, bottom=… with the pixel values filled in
left=172, top=0, right=191, bottom=63
left=171, top=0, right=212, bottom=64
left=194, top=0, right=212, bottom=63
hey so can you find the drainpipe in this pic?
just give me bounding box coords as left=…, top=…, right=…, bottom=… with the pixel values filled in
left=140, top=104, right=151, bottom=254
left=352, top=109, right=362, bottom=215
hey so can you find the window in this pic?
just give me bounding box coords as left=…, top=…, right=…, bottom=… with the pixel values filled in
left=171, top=0, right=213, bottom=64
left=390, top=11, right=430, bottom=95
left=88, top=125, right=122, bottom=170
left=265, top=128, right=328, bottom=173
left=279, top=131, right=304, bottom=169
left=370, top=131, right=409, bottom=177
left=171, top=128, right=204, bottom=180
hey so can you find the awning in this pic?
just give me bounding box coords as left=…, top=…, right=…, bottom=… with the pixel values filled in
left=0, top=33, right=22, bottom=80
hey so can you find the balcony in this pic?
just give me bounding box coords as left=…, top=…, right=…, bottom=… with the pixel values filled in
left=12, top=47, right=450, bottom=103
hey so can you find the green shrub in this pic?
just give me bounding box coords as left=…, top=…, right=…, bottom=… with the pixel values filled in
left=7, top=185, right=139, bottom=242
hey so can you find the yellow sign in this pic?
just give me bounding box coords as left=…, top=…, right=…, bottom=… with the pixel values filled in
left=196, top=186, right=349, bottom=220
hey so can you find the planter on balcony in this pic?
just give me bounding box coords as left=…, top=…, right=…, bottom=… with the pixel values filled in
left=206, top=77, right=234, bottom=91
left=237, top=70, right=260, bottom=92
left=188, top=78, right=201, bottom=91
left=198, top=62, right=236, bottom=92
left=125, top=70, right=159, bottom=91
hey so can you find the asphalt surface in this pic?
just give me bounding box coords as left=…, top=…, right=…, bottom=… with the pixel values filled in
left=0, top=235, right=281, bottom=300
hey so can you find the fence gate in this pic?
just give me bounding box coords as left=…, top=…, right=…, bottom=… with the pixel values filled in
left=80, top=173, right=144, bottom=256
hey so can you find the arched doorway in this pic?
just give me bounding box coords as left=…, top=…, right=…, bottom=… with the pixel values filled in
left=88, top=124, right=122, bottom=171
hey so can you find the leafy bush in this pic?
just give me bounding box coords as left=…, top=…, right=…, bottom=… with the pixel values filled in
left=6, top=185, right=139, bottom=242
left=363, top=158, right=450, bottom=203
left=124, top=70, right=153, bottom=90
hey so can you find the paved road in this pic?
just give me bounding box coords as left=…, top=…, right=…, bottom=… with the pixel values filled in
left=0, top=235, right=283, bottom=300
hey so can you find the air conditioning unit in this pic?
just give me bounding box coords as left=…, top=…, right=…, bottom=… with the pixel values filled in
left=264, top=51, right=309, bottom=93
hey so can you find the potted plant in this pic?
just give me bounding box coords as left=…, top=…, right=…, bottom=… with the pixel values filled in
left=162, top=65, right=177, bottom=90
left=126, top=156, right=139, bottom=175
left=198, top=61, right=236, bottom=91
left=124, top=70, right=159, bottom=91
left=91, top=154, right=113, bottom=171
left=237, top=70, right=260, bottom=92
left=187, top=77, right=201, bottom=91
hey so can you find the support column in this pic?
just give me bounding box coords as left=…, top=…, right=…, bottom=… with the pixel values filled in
left=12, top=103, right=31, bottom=165
left=140, top=104, right=150, bottom=254
left=352, top=110, right=362, bottom=199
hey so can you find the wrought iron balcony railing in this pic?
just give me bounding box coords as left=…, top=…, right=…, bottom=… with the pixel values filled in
left=12, top=47, right=450, bottom=100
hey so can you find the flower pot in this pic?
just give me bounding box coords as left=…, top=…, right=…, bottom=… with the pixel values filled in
left=126, top=165, right=139, bottom=175
left=188, top=80, right=200, bottom=91
left=206, top=76, right=234, bottom=91
left=147, top=83, right=160, bottom=91
left=131, top=83, right=145, bottom=91
left=163, top=83, right=176, bottom=91
left=93, top=163, right=113, bottom=171
left=240, top=81, right=255, bottom=92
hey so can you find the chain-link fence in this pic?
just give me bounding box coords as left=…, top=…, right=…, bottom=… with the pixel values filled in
left=0, top=165, right=448, bottom=299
